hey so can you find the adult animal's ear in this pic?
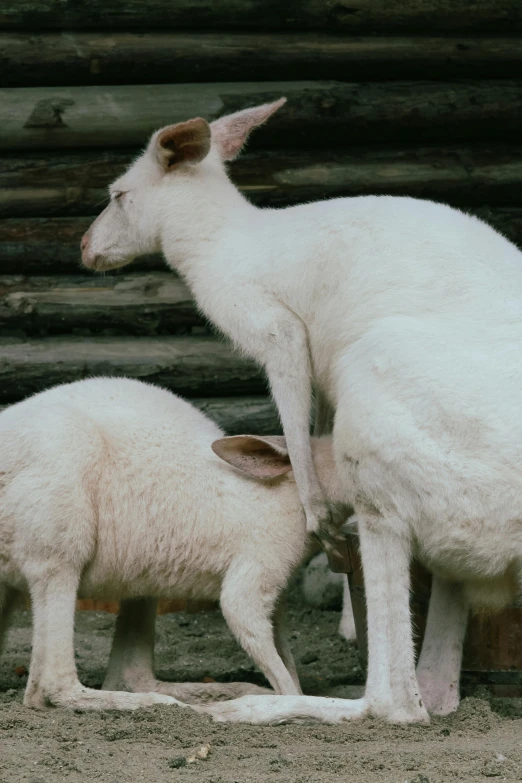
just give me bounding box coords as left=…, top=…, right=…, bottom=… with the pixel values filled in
left=211, top=98, right=286, bottom=161
left=211, top=434, right=292, bottom=479
left=156, top=118, right=211, bottom=170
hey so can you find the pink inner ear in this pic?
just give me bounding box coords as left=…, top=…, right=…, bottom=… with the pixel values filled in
left=218, top=132, right=246, bottom=162
left=212, top=436, right=292, bottom=480
left=229, top=451, right=292, bottom=479
left=211, top=98, right=286, bottom=161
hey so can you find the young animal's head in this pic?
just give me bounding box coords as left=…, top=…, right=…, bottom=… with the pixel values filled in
left=211, top=434, right=350, bottom=517
left=81, top=99, right=286, bottom=271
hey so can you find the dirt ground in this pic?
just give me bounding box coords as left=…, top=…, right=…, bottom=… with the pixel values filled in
left=1, top=584, right=521, bottom=783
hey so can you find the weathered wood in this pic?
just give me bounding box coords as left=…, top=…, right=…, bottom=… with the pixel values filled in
left=0, top=336, right=265, bottom=403
left=192, top=396, right=280, bottom=435
left=4, top=207, right=522, bottom=276
left=2, top=81, right=522, bottom=151
left=0, top=151, right=129, bottom=218
left=0, top=273, right=206, bottom=336
left=0, top=1, right=520, bottom=34
left=0, top=217, right=163, bottom=273
left=0, top=395, right=280, bottom=435
left=4, top=146, right=522, bottom=220
left=3, top=33, right=522, bottom=87
left=473, top=206, right=522, bottom=247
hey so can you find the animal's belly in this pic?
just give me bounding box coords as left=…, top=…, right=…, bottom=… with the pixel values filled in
left=412, top=514, right=522, bottom=587
left=79, top=554, right=223, bottom=603
left=79, top=504, right=229, bottom=602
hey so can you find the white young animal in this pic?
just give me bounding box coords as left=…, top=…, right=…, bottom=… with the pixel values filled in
left=0, top=377, right=350, bottom=711
left=82, top=101, right=522, bottom=725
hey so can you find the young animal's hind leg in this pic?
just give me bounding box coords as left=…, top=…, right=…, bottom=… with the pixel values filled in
left=273, top=600, right=302, bottom=694
left=103, top=598, right=271, bottom=704
left=0, top=586, right=19, bottom=661
left=416, top=577, right=468, bottom=715
left=220, top=563, right=301, bottom=695
left=203, top=515, right=428, bottom=726
left=103, top=597, right=158, bottom=693
left=24, top=570, right=180, bottom=710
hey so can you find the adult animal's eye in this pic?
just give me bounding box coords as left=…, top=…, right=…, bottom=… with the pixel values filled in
left=111, top=191, right=125, bottom=202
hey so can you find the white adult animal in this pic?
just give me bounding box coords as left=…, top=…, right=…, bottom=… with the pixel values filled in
left=0, top=377, right=349, bottom=711
left=82, top=101, right=522, bottom=725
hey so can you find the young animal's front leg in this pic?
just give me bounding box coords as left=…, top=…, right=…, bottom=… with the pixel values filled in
left=416, top=577, right=468, bottom=715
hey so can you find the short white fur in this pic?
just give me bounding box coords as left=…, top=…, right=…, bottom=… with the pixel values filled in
left=82, top=101, right=522, bottom=725
left=0, top=377, right=347, bottom=711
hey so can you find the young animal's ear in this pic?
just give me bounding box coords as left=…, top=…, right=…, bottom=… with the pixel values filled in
left=156, top=118, right=211, bottom=170
left=212, top=434, right=291, bottom=479
left=211, top=98, right=286, bottom=161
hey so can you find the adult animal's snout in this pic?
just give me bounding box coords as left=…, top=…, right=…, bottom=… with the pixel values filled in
left=81, top=232, right=98, bottom=269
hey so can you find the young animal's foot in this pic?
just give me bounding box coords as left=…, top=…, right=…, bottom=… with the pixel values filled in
left=149, top=680, right=272, bottom=705
left=25, top=683, right=180, bottom=711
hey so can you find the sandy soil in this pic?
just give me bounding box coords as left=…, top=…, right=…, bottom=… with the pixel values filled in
left=1, top=588, right=521, bottom=783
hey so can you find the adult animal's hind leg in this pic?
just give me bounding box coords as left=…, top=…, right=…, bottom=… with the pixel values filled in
left=358, top=514, right=428, bottom=723
left=416, top=577, right=468, bottom=715
left=103, top=598, right=271, bottom=704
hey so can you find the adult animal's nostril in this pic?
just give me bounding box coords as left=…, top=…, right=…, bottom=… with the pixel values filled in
left=80, top=234, right=89, bottom=252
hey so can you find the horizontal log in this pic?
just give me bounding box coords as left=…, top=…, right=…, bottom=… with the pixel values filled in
left=0, top=273, right=207, bottom=336
left=4, top=206, right=522, bottom=275
left=0, top=336, right=266, bottom=404
left=0, top=1, right=520, bottom=34
left=192, top=396, right=280, bottom=435
left=474, top=206, right=522, bottom=246
left=0, top=395, right=280, bottom=435
left=0, top=150, right=129, bottom=218
left=3, top=33, right=522, bottom=87
left=2, top=81, right=522, bottom=151
left=0, top=217, right=162, bottom=273
left=4, top=146, right=522, bottom=220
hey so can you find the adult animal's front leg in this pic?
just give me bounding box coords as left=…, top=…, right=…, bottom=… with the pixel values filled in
left=264, top=322, right=325, bottom=535
left=264, top=322, right=344, bottom=549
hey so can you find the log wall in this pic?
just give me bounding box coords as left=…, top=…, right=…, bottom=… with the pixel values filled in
left=1, top=3, right=521, bottom=437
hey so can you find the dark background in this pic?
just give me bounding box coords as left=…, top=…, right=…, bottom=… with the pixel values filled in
left=1, top=0, right=522, bottom=431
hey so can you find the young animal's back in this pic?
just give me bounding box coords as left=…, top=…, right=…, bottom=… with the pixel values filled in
left=0, top=378, right=306, bottom=601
